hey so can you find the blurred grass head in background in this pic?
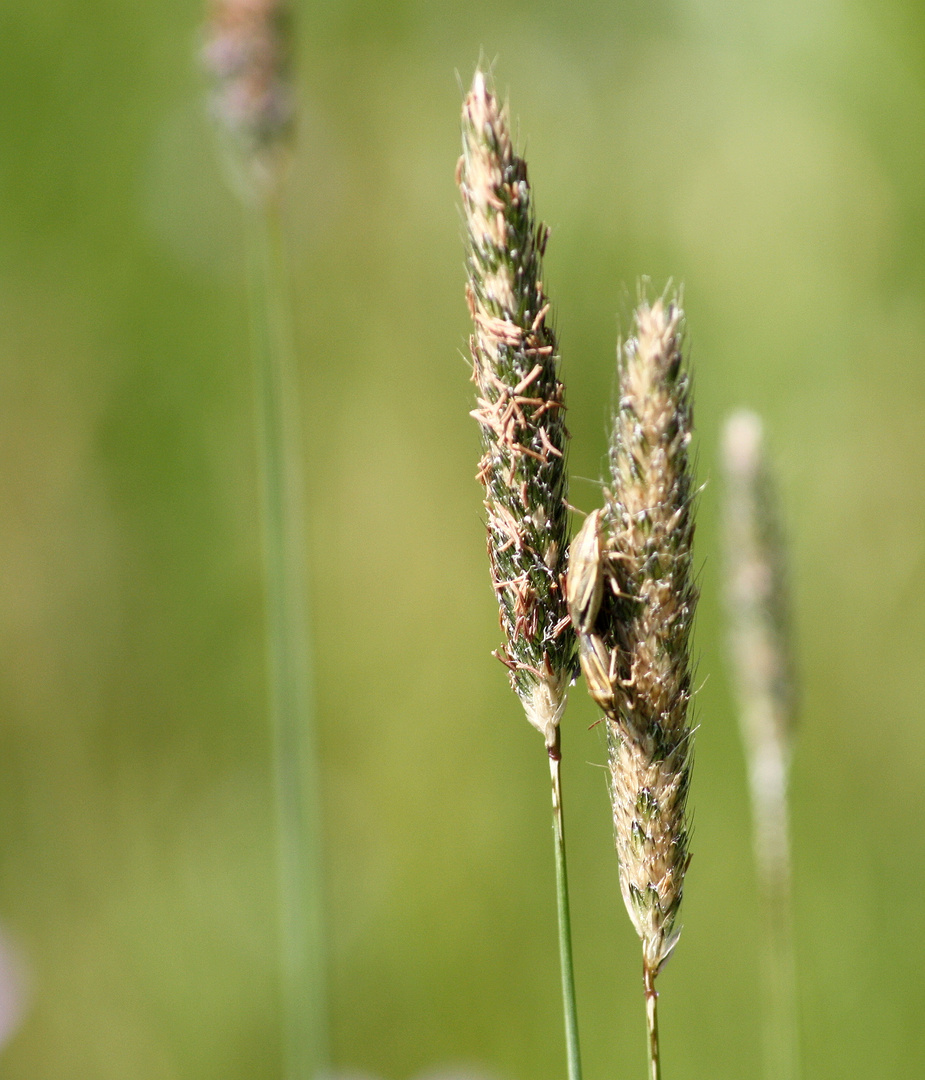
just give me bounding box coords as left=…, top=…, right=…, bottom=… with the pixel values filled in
left=202, top=0, right=294, bottom=198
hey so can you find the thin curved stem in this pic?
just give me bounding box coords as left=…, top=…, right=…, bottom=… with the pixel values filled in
left=643, top=962, right=661, bottom=1080
left=752, top=766, right=800, bottom=1080
left=549, top=730, right=583, bottom=1080
left=247, top=195, right=328, bottom=1080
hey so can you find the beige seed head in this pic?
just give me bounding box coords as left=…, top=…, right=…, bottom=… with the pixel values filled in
left=722, top=409, right=795, bottom=877
left=571, top=295, right=697, bottom=974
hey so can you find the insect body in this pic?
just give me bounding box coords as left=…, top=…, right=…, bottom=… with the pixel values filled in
left=567, top=509, right=605, bottom=634
left=567, top=510, right=620, bottom=716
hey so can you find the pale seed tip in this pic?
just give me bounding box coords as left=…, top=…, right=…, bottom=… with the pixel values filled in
left=723, top=408, right=764, bottom=481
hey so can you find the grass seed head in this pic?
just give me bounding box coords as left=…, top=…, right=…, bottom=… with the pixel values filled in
left=202, top=0, right=294, bottom=199
left=572, top=294, right=697, bottom=973
left=722, top=409, right=794, bottom=755
left=722, top=409, right=795, bottom=876
left=458, top=70, right=575, bottom=746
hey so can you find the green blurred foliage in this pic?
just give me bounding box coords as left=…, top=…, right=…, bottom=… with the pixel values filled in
left=2, top=0, right=925, bottom=1077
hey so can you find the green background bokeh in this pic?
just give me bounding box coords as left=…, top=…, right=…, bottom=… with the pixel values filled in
left=2, top=1, right=925, bottom=1077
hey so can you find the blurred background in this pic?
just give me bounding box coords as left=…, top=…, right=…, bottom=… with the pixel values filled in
left=3, top=0, right=925, bottom=1077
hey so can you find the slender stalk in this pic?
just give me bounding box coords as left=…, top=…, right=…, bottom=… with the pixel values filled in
left=643, top=963, right=661, bottom=1080
left=247, top=195, right=328, bottom=1080
left=549, top=730, right=582, bottom=1080
left=756, top=843, right=798, bottom=1080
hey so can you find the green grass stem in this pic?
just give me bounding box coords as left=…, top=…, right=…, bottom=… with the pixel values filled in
left=247, top=195, right=328, bottom=1080
left=549, top=730, right=582, bottom=1080
left=643, top=964, right=661, bottom=1080
left=757, top=833, right=799, bottom=1080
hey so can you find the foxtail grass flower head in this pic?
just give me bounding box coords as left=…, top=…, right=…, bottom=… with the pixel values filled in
left=722, top=409, right=795, bottom=872
left=202, top=0, right=294, bottom=198
left=568, top=296, right=697, bottom=975
left=458, top=71, right=574, bottom=748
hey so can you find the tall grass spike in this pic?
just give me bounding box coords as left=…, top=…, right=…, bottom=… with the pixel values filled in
left=458, top=71, right=574, bottom=747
